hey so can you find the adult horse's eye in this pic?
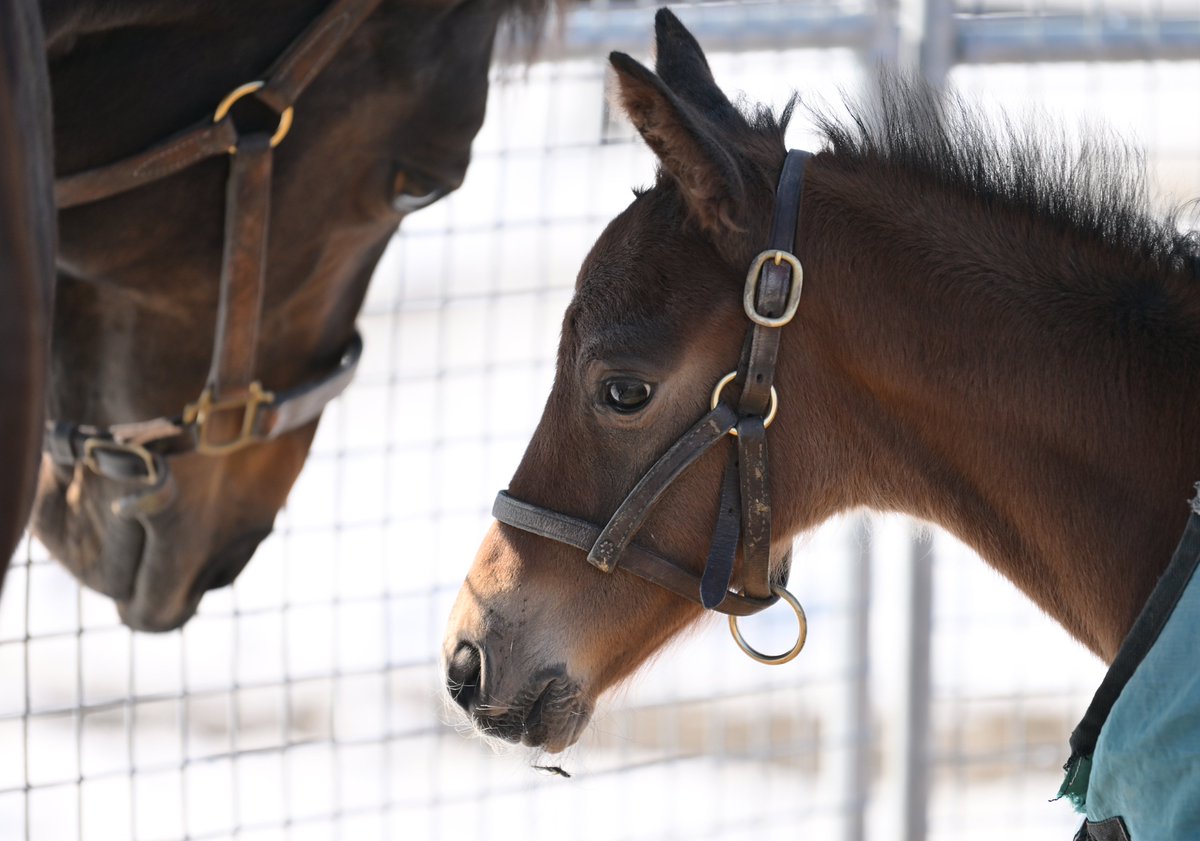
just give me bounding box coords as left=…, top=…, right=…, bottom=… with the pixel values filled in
left=392, top=171, right=448, bottom=214
left=604, top=379, right=653, bottom=413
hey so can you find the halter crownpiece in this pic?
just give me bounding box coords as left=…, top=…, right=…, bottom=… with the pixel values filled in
left=492, top=149, right=813, bottom=664
left=45, top=0, right=383, bottom=514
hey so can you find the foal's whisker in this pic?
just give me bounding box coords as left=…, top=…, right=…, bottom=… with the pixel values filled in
left=473, top=703, right=513, bottom=714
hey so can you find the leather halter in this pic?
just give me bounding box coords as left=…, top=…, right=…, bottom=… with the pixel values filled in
left=45, top=0, right=383, bottom=514
left=493, top=150, right=812, bottom=664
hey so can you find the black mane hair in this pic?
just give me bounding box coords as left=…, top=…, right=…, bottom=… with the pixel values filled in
left=809, top=74, right=1200, bottom=279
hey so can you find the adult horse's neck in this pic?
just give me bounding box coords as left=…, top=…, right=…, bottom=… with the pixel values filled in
left=782, top=158, right=1200, bottom=661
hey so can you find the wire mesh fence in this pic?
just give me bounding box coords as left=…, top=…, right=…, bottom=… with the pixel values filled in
left=4, top=1, right=1199, bottom=839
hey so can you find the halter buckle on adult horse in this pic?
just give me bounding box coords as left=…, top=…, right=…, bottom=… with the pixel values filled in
left=183, top=380, right=278, bottom=457
left=492, top=150, right=816, bottom=666
left=44, top=0, right=382, bottom=515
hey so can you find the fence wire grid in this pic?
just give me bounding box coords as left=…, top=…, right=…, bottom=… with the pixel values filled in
left=4, top=1, right=1200, bottom=839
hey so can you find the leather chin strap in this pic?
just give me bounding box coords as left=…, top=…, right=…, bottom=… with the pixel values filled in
left=492, top=150, right=811, bottom=633
left=45, top=0, right=383, bottom=514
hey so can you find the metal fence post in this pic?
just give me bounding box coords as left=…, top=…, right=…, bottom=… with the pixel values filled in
left=840, top=514, right=873, bottom=841
left=898, top=523, right=934, bottom=841
left=920, top=0, right=956, bottom=89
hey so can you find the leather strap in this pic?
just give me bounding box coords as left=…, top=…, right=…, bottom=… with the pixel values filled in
left=736, top=416, right=772, bottom=599
left=254, top=331, right=362, bottom=438
left=588, top=404, right=738, bottom=572
left=737, top=150, right=807, bottom=416
left=45, top=330, right=362, bottom=481
left=55, top=121, right=239, bottom=208
left=493, top=491, right=779, bottom=617
left=1075, top=818, right=1131, bottom=841
left=732, top=150, right=808, bottom=599
left=700, top=450, right=741, bottom=608
left=53, top=0, right=384, bottom=209
left=255, top=0, right=385, bottom=115
left=209, top=133, right=272, bottom=396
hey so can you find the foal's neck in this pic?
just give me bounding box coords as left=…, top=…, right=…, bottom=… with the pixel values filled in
left=791, top=162, right=1200, bottom=660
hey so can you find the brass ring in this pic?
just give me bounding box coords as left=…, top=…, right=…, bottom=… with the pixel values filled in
left=709, top=371, right=778, bottom=436
left=728, top=585, right=807, bottom=665
left=213, top=81, right=294, bottom=153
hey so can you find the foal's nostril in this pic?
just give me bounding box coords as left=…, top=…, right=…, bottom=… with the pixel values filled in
left=446, top=641, right=483, bottom=711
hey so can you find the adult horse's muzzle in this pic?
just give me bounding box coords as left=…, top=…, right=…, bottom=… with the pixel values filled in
left=117, top=525, right=272, bottom=632
left=32, top=447, right=280, bottom=632
left=33, top=332, right=361, bottom=631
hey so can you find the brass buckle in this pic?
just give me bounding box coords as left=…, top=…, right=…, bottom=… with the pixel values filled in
left=82, top=439, right=159, bottom=486
left=213, top=81, right=294, bottom=154
left=744, top=250, right=803, bottom=328
left=710, top=371, right=778, bottom=436
left=183, top=382, right=275, bottom=456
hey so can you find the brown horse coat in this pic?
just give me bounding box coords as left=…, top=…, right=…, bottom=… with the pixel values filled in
left=0, top=0, right=54, bottom=593
left=29, top=0, right=545, bottom=630
left=444, top=9, right=1200, bottom=755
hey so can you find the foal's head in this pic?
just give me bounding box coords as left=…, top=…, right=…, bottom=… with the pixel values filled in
left=34, top=0, right=539, bottom=631
left=444, top=10, right=809, bottom=751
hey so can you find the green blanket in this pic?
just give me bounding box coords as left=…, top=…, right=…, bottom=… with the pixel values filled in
left=1059, top=498, right=1200, bottom=839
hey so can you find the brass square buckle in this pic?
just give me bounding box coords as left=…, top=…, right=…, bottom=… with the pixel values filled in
left=82, top=439, right=159, bottom=486
left=184, top=382, right=275, bottom=456
left=744, top=250, right=803, bottom=328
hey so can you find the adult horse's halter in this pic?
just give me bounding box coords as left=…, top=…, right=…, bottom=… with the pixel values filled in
left=45, top=0, right=384, bottom=515
left=493, top=150, right=812, bottom=665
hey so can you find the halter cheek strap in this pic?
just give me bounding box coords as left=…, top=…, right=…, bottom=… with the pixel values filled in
left=492, top=149, right=812, bottom=664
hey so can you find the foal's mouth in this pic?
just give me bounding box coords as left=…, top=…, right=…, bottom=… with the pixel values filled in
left=474, top=677, right=592, bottom=753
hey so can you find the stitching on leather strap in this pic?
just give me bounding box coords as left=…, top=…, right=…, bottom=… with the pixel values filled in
left=131, top=127, right=221, bottom=179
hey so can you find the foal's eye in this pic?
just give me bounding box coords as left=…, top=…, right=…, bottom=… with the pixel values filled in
left=603, top=379, right=653, bottom=413
left=392, top=171, right=448, bottom=214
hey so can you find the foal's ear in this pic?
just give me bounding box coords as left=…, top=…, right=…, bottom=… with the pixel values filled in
left=609, top=50, right=746, bottom=236
left=652, top=8, right=737, bottom=121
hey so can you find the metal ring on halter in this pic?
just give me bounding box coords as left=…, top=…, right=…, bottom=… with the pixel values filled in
left=710, top=371, right=778, bottom=436
left=214, top=81, right=295, bottom=153
left=728, top=585, right=807, bottom=665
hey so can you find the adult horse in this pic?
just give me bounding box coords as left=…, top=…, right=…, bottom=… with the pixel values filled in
left=0, top=0, right=54, bottom=594
left=30, top=0, right=544, bottom=631
left=444, top=10, right=1200, bottom=837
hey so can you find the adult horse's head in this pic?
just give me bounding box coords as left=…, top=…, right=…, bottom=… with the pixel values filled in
left=443, top=10, right=830, bottom=751
left=34, top=0, right=545, bottom=631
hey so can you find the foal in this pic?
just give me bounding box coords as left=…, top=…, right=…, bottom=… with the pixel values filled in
left=445, top=10, right=1200, bottom=836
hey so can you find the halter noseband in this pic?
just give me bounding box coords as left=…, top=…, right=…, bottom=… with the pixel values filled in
left=493, top=150, right=812, bottom=665
left=45, top=0, right=384, bottom=515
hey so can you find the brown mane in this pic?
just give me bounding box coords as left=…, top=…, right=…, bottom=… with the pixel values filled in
left=812, top=74, right=1199, bottom=279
